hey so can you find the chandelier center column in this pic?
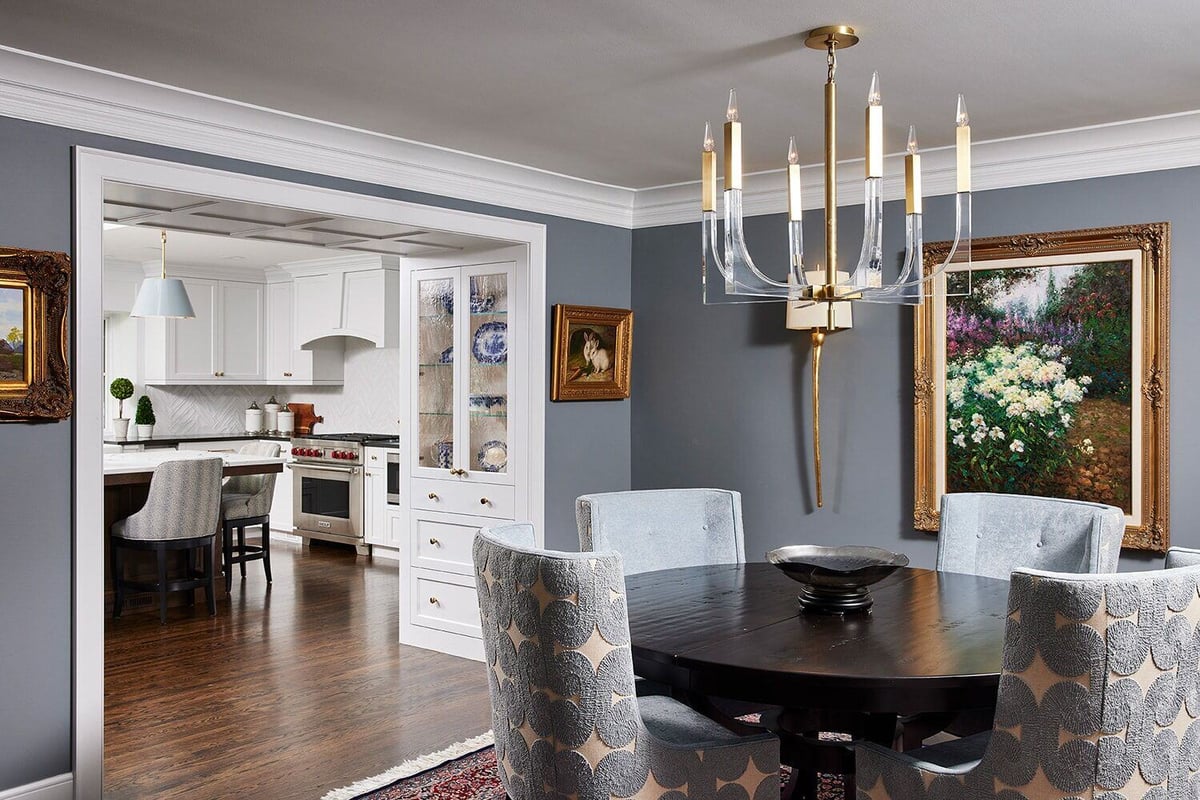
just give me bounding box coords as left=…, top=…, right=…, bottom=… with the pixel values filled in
left=824, top=42, right=837, bottom=294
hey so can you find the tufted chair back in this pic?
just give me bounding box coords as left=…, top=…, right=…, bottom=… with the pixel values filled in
left=857, top=563, right=1200, bottom=800
left=473, top=528, right=777, bottom=800
left=937, top=492, right=1124, bottom=579
left=575, top=488, right=745, bottom=575
left=114, top=457, right=224, bottom=540
left=1166, top=546, right=1200, bottom=570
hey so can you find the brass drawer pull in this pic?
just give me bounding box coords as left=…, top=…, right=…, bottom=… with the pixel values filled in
left=429, top=596, right=439, bottom=605
left=427, top=492, right=439, bottom=500
left=283, top=371, right=293, bottom=377
left=480, top=497, right=491, bottom=506
left=449, top=468, right=468, bottom=477
left=429, top=537, right=440, bottom=546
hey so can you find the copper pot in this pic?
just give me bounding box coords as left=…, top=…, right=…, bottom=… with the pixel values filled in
left=286, top=402, right=324, bottom=435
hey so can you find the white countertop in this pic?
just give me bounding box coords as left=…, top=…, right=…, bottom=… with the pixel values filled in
left=103, top=450, right=285, bottom=476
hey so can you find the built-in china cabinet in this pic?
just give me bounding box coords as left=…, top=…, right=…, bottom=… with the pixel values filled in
left=399, top=251, right=528, bottom=660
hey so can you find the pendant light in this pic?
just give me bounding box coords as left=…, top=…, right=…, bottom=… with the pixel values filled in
left=130, top=230, right=195, bottom=318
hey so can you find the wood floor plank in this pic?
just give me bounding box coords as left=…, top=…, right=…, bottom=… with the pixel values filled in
left=103, top=540, right=493, bottom=799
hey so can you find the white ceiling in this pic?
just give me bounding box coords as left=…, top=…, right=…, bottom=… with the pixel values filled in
left=5, top=1, right=1200, bottom=189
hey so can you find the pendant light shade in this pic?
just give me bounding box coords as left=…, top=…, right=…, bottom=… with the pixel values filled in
left=130, top=230, right=195, bottom=319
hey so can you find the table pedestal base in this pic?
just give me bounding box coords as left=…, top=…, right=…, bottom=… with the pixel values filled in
left=762, top=708, right=900, bottom=800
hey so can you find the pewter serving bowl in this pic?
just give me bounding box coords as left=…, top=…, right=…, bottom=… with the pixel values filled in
left=766, top=545, right=910, bottom=614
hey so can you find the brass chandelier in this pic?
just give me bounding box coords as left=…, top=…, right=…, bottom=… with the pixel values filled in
left=699, top=25, right=975, bottom=506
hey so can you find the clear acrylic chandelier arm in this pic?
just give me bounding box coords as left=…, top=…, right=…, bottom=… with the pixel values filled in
left=846, top=175, right=884, bottom=290
left=858, top=190, right=972, bottom=304
left=720, top=187, right=797, bottom=297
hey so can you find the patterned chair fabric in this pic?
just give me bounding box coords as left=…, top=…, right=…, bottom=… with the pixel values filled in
left=1167, top=546, right=1200, bottom=570
left=575, top=488, right=746, bottom=575
left=220, top=441, right=281, bottom=520
left=473, top=528, right=779, bottom=799
left=856, top=564, right=1200, bottom=800
left=112, top=457, right=224, bottom=540
left=937, top=492, right=1124, bottom=580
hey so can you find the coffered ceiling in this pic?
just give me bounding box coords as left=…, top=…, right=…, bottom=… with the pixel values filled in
left=4, top=1, right=1200, bottom=189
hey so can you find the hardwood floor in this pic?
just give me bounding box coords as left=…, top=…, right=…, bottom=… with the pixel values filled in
left=103, top=539, right=492, bottom=799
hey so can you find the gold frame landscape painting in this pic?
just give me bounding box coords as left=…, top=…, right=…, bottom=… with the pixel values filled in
left=914, top=224, right=1170, bottom=553
left=0, top=247, right=72, bottom=421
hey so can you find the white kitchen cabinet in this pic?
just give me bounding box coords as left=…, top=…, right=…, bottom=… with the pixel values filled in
left=144, top=278, right=264, bottom=383
left=363, top=446, right=390, bottom=547
left=288, top=255, right=399, bottom=348
left=399, top=258, right=525, bottom=661
left=264, top=280, right=344, bottom=385
left=268, top=443, right=294, bottom=534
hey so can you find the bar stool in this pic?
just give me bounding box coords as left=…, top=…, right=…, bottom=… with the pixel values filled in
left=111, top=457, right=224, bottom=624
left=220, top=441, right=281, bottom=592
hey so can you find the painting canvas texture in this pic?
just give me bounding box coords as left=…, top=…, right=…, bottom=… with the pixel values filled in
left=565, top=323, right=618, bottom=384
left=0, top=286, right=24, bottom=382
left=944, top=260, right=1131, bottom=510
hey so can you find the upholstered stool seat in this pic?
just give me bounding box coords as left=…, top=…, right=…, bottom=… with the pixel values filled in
left=110, top=457, right=224, bottom=624
left=219, top=442, right=280, bottom=593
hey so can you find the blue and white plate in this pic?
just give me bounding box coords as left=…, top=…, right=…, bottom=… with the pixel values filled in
left=478, top=440, right=507, bottom=472
left=438, top=345, right=454, bottom=364
left=472, top=321, right=508, bottom=364
left=468, top=394, right=506, bottom=412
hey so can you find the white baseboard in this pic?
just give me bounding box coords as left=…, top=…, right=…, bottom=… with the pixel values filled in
left=0, top=774, right=72, bottom=800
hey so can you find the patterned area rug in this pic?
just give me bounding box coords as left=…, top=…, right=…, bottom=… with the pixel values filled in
left=329, top=730, right=846, bottom=800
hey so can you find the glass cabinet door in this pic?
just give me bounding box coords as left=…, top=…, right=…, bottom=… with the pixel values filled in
left=415, top=273, right=456, bottom=473
left=466, top=271, right=510, bottom=477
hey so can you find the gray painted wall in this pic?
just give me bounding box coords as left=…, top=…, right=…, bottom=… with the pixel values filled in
left=0, top=114, right=630, bottom=791
left=631, top=168, right=1199, bottom=571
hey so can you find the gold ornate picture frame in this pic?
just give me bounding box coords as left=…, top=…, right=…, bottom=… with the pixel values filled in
left=551, top=304, right=633, bottom=401
left=914, top=223, right=1169, bottom=553
left=0, top=247, right=72, bottom=421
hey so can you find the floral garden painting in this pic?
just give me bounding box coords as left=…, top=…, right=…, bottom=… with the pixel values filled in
left=943, top=261, right=1133, bottom=511
left=0, top=285, right=25, bottom=383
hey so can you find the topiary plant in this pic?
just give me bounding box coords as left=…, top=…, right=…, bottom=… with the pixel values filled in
left=109, top=377, right=134, bottom=418
left=135, top=395, right=156, bottom=426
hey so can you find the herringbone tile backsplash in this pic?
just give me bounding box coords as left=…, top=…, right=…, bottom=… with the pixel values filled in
left=145, top=341, right=400, bottom=436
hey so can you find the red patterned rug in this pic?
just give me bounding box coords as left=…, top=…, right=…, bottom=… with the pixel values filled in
left=331, top=734, right=845, bottom=800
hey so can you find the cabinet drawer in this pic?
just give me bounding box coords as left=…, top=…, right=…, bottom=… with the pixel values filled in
left=411, top=516, right=480, bottom=575
left=411, top=478, right=515, bottom=519
left=410, top=572, right=481, bottom=638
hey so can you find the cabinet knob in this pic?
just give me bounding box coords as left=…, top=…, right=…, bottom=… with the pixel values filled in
left=480, top=497, right=491, bottom=506
left=429, top=537, right=440, bottom=546
left=283, top=371, right=293, bottom=377
left=427, top=492, right=439, bottom=500
left=429, top=596, right=439, bottom=605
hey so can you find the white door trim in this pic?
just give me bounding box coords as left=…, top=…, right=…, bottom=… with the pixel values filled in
left=72, top=147, right=547, bottom=799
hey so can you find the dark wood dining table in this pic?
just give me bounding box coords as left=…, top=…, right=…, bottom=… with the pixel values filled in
left=625, top=563, right=1012, bottom=799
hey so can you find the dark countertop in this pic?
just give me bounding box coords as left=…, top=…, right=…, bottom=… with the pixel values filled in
left=104, top=432, right=292, bottom=448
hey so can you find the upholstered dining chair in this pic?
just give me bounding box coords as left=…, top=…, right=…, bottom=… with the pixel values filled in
left=219, top=441, right=281, bottom=592
left=1166, top=545, right=1200, bottom=569
left=473, top=526, right=780, bottom=800
left=856, top=562, right=1200, bottom=800
left=937, top=492, right=1125, bottom=579
left=575, top=488, right=746, bottom=575
left=111, top=457, right=224, bottom=624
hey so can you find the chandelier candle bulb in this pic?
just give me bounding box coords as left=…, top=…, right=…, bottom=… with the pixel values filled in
left=905, top=126, right=922, bottom=215
left=701, top=122, right=716, bottom=212
left=724, top=89, right=742, bottom=190
left=787, top=137, right=803, bottom=221
left=865, top=71, right=883, bottom=178
left=956, top=94, right=972, bottom=193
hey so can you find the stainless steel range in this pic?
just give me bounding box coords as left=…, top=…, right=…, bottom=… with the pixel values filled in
left=289, top=433, right=397, bottom=555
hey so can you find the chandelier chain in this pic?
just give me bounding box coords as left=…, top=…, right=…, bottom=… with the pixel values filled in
left=826, top=40, right=837, bottom=82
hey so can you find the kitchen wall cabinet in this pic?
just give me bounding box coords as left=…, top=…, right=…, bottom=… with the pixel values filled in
left=287, top=255, right=400, bottom=349
left=264, top=280, right=344, bottom=385
left=399, top=258, right=525, bottom=661
left=143, top=278, right=264, bottom=383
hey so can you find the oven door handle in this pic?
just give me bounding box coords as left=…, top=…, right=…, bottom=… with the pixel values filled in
left=287, top=463, right=360, bottom=476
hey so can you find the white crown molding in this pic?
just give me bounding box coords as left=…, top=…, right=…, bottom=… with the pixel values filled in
left=276, top=252, right=400, bottom=275
left=0, top=46, right=636, bottom=227
left=633, top=110, right=1200, bottom=228
left=2, top=46, right=1200, bottom=232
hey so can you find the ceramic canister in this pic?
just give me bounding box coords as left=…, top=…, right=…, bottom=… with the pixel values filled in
left=245, top=402, right=263, bottom=434
left=263, top=395, right=281, bottom=432
left=277, top=409, right=295, bottom=435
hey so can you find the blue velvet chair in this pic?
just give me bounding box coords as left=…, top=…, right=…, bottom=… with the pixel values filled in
left=856, top=562, right=1200, bottom=800
left=575, top=488, right=745, bottom=575
left=937, top=492, right=1125, bottom=579
left=473, top=527, right=779, bottom=800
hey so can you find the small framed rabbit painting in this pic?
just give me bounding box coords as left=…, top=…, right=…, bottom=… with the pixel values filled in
left=0, top=246, right=72, bottom=421
left=551, top=304, right=633, bottom=401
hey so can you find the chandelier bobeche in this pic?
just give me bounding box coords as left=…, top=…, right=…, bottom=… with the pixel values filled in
left=700, top=25, right=974, bottom=315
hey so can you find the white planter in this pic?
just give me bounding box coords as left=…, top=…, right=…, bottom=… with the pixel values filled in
left=112, top=418, right=130, bottom=441
left=136, top=424, right=154, bottom=440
